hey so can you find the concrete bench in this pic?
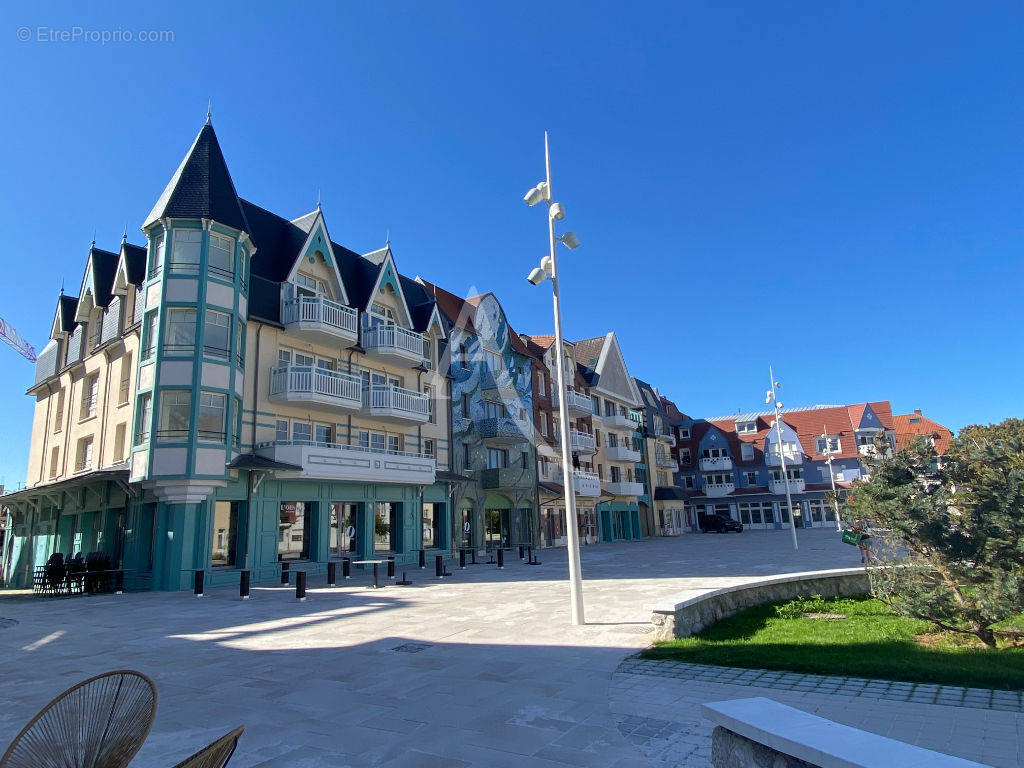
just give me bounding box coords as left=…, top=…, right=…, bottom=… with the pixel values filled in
left=701, top=697, right=992, bottom=768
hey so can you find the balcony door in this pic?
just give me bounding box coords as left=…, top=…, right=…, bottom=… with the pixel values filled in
left=375, top=502, right=399, bottom=553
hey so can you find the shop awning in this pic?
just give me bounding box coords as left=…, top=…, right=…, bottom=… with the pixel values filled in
left=435, top=470, right=474, bottom=483
left=227, top=453, right=302, bottom=471
left=0, top=468, right=131, bottom=505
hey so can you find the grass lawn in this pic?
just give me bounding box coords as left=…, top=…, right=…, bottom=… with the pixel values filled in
left=642, top=595, right=1024, bottom=690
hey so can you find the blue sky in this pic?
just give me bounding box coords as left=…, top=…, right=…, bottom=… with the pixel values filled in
left=1, top=1, right=1022, bottom=484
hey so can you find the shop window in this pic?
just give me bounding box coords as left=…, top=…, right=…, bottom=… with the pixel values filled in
left=211, top=501, right=238, bottom=567
left=279, top=501, right=311, bottom=559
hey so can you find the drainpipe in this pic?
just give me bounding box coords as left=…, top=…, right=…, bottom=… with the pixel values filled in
left=250, top=323, right=263, bottom=448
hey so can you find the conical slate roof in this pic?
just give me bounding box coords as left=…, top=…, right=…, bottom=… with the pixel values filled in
left=143, top=122, right=249, bottom=233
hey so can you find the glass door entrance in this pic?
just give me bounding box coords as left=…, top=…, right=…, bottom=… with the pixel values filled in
left=485, top=509, right=510, bottom=550
left=279, top=501, right=312, bottom=560
left=329, top=502, right=359, bottom=556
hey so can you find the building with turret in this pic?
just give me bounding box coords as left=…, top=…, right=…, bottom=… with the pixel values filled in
left=3, top=121, right=454, bottom=589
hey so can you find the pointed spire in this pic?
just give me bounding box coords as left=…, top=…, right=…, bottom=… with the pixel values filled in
left=121, top=224, right=128, bottom=244
left=206, top=98, right=212, bottom=125
left=143, top=122, right=249, bottom=233
left=316, top=187, right=321, bottom=210
left=385, top=228, right=390, bottom=248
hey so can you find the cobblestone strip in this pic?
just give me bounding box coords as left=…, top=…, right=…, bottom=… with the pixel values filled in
left=618, top=657, right=1024, bottom=713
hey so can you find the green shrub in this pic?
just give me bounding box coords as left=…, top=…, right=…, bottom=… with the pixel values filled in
left=774, top=594, right=827, bottom=619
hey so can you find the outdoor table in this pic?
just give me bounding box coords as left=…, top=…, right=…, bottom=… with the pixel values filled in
left=352, top=559, right=388, bottom=589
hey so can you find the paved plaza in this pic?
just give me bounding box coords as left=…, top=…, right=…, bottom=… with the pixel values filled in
left=0, top=529, right=1018, bottom=767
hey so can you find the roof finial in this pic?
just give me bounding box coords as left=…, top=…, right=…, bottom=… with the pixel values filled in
left=121, top=224, right=128, bottom=243
left=59, top=279, right=64, bottom=296
left=316, top=187, right=321, bottom=210
left=91, top=230, right=96, bottom=249
left=385, top=228, right=390, bottom=248
left=206, top=98, right=212, bottom=124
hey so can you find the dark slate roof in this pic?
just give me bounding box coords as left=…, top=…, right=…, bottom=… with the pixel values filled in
left=144, top=123, right=250, bottom=233
left=89, top=247, right=119, bottom=308
left=57, top=295, right=79, bottom=333
left=239, top=199, right=437, bottom=330
left=122, top=243, right=147, bottom=285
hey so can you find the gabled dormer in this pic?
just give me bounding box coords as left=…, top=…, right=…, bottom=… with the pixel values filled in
left=279, top=208, right=359, bottom=347
left=359, top=245, right=425, bottom=367
left=697, top=426, right=734, bottom=472
left=763, top=418, right=804, bottom=465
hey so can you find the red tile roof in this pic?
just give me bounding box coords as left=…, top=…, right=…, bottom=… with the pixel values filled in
left=894, top=410, right=954, bottom=455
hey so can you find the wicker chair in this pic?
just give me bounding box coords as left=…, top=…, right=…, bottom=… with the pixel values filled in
left=0, top=670, right=157, bottom=768
left=170, top=727, right=244, bottom=768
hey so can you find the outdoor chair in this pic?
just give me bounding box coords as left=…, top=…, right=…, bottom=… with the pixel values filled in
left=170, top=726, right=244, bottom=768
left=0, top=670, right=158, bottom=768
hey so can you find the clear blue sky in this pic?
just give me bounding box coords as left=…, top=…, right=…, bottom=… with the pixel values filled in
left=1, top=1, right=1022, bottom=485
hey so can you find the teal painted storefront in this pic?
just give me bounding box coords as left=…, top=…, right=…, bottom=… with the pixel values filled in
left=596, top=501, right=641, bottom=542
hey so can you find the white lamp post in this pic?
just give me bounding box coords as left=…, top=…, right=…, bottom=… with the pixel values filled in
left=525, top=131, right=585, bottom=626
left=821, top=425, right=842, bottom=531
left=766, top=366, right=799, bottom=551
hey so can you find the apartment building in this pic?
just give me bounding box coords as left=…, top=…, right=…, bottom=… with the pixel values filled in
left=573, top=333, right=646, bottom=542
left=422, top=282, right=539, bottom=552
left=3, top=121, right=454, bottom=589
left=674, top=402, right=899, bottom=531
left=633, top=378, right=687, bottom=536
left=522, top=335, right=603, bottom=547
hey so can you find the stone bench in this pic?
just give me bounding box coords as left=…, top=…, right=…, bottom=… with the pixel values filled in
left=649, top=568, right=870, bottom=641
left=701, top=697, right=992, bottom=768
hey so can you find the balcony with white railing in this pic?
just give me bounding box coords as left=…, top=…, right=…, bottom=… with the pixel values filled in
left=539, top=463, right=603, bottom=498
left=601, top=411, right=641, bottom=430
left=699, top=455, right=733, bottom=472
left=556, top=429, right=597, bottom=455
left=765, top=444, right=803, bottom=466
left=362, top=383, right=431, bottom=424
left=657, top=431, right=676, bottom=446
left=770, top=475, right=806, bottom=494
left=283, top=296, right=359, bottom=346
left=554, top=388, right=593, bottom=418
left=703, top=480, right=735, bottom=497
left=656, top=453, right=679, bottom=471
left=269, top=365, right=362, bottom=412
left=605, top=444, right=642, bottom=463
left=257, top=440, right=435, bottom=485
left=361, top=323, right=425, bottom=366
left=604, top=480, right=645, bottom=497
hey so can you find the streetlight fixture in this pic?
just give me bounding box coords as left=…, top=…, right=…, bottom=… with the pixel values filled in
left=765, top=366, right=799, bottom=551
left=524, top=131, right=585, bottom=626
left=821, top=425, right=842, bottom=531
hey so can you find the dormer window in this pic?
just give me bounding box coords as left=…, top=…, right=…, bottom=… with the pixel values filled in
left=368, top=302, right=395, bottom=327
left=736, top=421, right=756, bottom=434
left=816, top=436, right=841, bottom=454
left=295, top=273, right=328, bottom=298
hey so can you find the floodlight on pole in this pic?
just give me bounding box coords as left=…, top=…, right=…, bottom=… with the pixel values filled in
left=524, top=131, right=585, bottom=626
left=767, top=365, right=799, bottom=551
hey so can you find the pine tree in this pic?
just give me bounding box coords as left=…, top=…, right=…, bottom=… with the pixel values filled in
left=847, top=418, right=1024, bottom=647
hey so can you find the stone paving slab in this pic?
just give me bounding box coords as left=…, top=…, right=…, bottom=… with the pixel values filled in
left=2, top=528, right=983, bottom=767
left=619, top=658, right=1024, bottom=713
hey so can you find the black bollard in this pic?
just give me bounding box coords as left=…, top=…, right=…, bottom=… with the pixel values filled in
left=194, top=569, right=205, bottom=597
left=397, top=571, right=413, bottom=586
left=519, top=544, right=525, bottom=560
left=114, top=570, right=124, bottom=594
left=497, top=548, right=505, bottom=569
left=342, top=557, right=351, bottom=579
left=387, top=556, right=396, bottom=579
left=435, top=554, right=444, bottom=578
left=471, top=549, right=478, bottom=565
left=327, top=561, right=337, bottom=586
left=418, top=549, right=426, bottom=569
left=240, top=569, right=251, bottom=600
left=281, top=561, right=290, bottom=584
left=459, top=549, right=467, bottom=569
left=295, top=570, right=307, bottom=601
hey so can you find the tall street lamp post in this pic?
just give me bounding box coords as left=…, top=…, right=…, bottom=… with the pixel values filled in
left=525, top=131, right=585, bottom=626
left=766, top=366, right=798, bottom=551
left=821, top=425, right=842, bottom=531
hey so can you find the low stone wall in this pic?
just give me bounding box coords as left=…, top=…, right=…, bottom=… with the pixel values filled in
left=712, top=727, right=815, bottom=768
left=649, top=568, right=869, bottom=641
